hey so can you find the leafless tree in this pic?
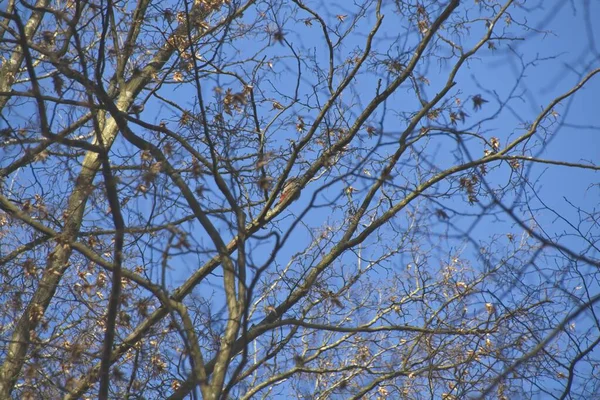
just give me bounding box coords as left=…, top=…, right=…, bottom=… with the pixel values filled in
left=1, top=0, right=599, bottom=399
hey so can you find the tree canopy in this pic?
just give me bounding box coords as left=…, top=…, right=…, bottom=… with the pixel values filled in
left=1, top=0, right=599, bottom=399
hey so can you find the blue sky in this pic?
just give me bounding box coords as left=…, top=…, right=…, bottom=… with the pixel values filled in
left=1, top=0, right=599, bottom=398
left=156, top=2, right=600, bottom=396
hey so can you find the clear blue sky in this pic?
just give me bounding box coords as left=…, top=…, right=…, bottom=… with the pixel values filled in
left=1, top=0, right=599, bottom=398
left=162, top=2, right=600, bottom=397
